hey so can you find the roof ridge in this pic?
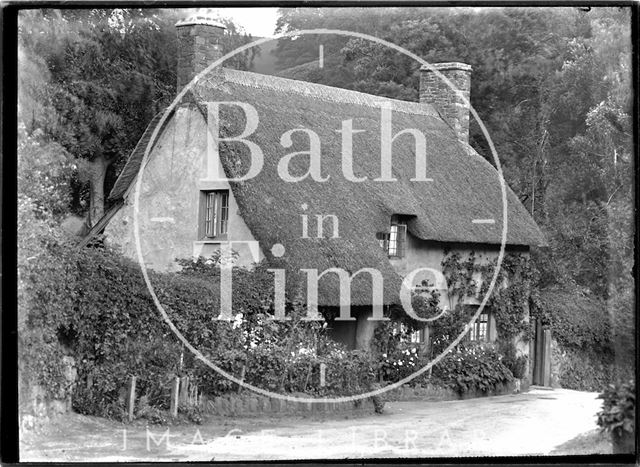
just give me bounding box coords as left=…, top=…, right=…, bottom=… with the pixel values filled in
left=196, top=68, right=441, bottom=118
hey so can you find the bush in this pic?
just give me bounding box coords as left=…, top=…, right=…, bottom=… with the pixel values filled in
left=498, top=342, right=528, bottom=379
left=597, top=379, right=635, bottom=438
left=20, top=242, right=383, bottom=419
left=555, top=347, right=614, bottom=391
left=432, top=342, right=514, bottom=395
left=19, top=240, right=80, bottom=412
left=380, top=343, right=423, bottom=382
left=534, top=288, right=612, bottom=351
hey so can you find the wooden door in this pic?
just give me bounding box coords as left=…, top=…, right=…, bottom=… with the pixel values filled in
left=532, top=318, right=551, bottom=386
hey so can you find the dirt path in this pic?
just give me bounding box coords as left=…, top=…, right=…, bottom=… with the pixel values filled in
left=21, top=387, right=603, bottom=461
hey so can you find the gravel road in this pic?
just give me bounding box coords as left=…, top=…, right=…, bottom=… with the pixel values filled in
left=21, top=387, right=602, bottom=461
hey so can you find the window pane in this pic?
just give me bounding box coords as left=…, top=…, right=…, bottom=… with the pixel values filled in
left=388, top=223, right=407, bottom=258
left=205, top=193, right=215, bottom=237
left=478, top=312, right=488, bottom=340
left=212, top=193, right=218, bottom=237
left=410, top=330, right=421, bottom=343
left=397, top=224, right=407, bottom=257
left=202, top=191, right=229, bottom=238
left=388, top=225, right=398, bottom=256
left=219, top=192, right=229, bottom=235
left=469, top=312, right=489, bottom=341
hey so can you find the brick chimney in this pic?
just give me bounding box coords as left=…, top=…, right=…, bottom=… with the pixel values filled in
left=419, top=62, right=472, bottom=143
left=175, top=10, right=226, bottom=92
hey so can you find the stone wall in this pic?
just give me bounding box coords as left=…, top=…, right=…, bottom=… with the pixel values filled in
left=20, top=356, right=77, bottom=432
left=388, top=380, right=517, bottom=402
left=198, top=380, right=519, bottom=417
left=199, top=393, right=379, bottom=417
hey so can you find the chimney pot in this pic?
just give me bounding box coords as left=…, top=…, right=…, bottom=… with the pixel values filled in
left=419, top=62, right=472, bottom=143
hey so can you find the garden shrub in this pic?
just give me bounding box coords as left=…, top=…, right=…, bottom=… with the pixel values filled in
left=534, top=288, right=611, bottom=350
left=380, top=343, right=423, bottom=382
left=597, top=379, right=635, bottom=439
left=554, top=347, right=614, bottom=392
left=19, top=239, right=81, bottom=414
left=498, top=341, right=528, bottom=379
left=20, top=241, right=384, bottom=419
left=432, top=342, right=514, bottom=395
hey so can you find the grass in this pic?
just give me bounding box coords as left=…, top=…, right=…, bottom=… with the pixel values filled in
left=550, top=429, right=611, bottom=455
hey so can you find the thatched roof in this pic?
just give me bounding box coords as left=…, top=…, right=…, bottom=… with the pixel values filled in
left=110, top=112, right=165, bottom=201
left=107, top=67, right=545, bottom=306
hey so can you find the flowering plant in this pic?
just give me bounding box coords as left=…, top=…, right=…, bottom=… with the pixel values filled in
left=432, top=342, right=513, bottom=395
left=380, top=343, right=423, bottom=382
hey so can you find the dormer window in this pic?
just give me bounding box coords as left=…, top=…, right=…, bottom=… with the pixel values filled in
left=199, top=190, right=229, bottom=240
left=388, top=222, right=407, bottom=258
left=377, top=217, right=407, bottom=258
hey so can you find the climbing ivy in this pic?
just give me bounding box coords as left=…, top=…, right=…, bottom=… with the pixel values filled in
left=440, top=250, right=533, bottom=345
left=371, top=250, right=534, bottom=386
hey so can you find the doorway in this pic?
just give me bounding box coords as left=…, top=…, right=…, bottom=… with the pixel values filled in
left=532, top=318, right=551, bottom=386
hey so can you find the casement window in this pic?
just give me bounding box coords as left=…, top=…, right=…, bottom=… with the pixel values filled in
left=469, top=309, right=490, bottom=342
left=377, top=218, right=407, bottom=259
left=395, top=323, right=427, bottom=344
left=200, top=190, right=229, bottom=239
left=388, top=221, right=407, bottom=258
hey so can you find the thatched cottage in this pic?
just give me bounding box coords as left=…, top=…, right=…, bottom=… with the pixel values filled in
left=91, top=13, right=545, bottom=360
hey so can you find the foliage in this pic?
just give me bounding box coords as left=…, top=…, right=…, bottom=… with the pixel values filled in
left=428, top=304, right=476, bottom=356
left=18, top=239, right=79, bottom=412
left=17, top=126, right=75, bottom=220
left=19, top=9, right=178, bottom=221
left=17, top=6, right=634, bottom=413
left=432, top=251, right=533, bottom=352
left=554, top=347, right=613, bottom=392
left=432, top=342, right=513, bottom=395
left=19, top=240, right=382, bottom=419
left=532, top=288, right=611, bottom=350
left=372, top=251, right=531, bottom=392
left=498, top=342, right=528, bottom=379
left=380, top=343, right=423, bottom=382
left=17, top=101, right=79, bottom=414
left=274, top=8, right=633, bottom=343
left=18, top=8, right=258, bottom=224
left=597, top=379, right=635, bottom=437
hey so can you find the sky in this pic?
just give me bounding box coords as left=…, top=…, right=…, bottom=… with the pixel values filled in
left=211, top=7, right=280, bottom=37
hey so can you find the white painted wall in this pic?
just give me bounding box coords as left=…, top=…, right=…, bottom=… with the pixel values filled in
left=105, top=106, right=264, bottom=271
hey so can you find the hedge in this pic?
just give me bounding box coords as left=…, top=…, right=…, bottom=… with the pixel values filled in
left=533, top=288, right=616, bottom=390
left=19, top=242, right=382, bottom=419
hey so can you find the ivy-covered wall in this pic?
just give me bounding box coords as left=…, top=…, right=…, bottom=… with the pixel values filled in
left=374, top=247, right=534, bottom=389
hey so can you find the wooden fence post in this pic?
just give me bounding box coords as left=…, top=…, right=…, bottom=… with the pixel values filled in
left=179, top=376, right=189, bottom=405
left=237, top=365, right=246, bottom=394
left=127, top=376, right=137, bottom=422
left=170, top=376, right=180, bottom=418
left=543, top=329, right=552, bottom=387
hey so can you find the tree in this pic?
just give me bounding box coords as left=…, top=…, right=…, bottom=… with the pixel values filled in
left=18, top=8, right=257, bottom=228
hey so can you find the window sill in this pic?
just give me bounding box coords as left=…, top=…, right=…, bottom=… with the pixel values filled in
left=194, top=239, right=228, bottom=245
